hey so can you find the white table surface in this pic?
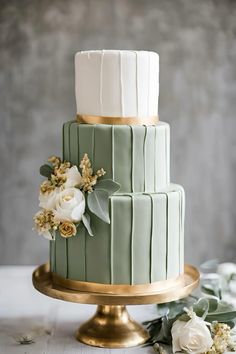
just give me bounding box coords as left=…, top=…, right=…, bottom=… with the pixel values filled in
left=0, top=266, right=160, bottom=354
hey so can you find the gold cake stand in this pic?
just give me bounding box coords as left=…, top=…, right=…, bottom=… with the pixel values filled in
left=32, top=263, right=199, bottom=348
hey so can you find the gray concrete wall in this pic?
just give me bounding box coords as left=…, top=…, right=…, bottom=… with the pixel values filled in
left=0, top=0, right=235, bottom=266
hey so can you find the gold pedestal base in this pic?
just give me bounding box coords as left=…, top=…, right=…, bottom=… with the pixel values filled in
left=76, top=305, right=149, bottom=348
left=32, top=263, right=200, bottom=348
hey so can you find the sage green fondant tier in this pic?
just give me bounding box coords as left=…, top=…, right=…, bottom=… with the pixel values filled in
left=63, top=121, right=170, bottom=193
left=50, top=184, right=185, bottom=285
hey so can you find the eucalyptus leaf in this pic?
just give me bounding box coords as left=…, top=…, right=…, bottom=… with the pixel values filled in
left=87, top=190, right=110, bottom=223
left=201, top=284, right=220, bottom=298
left=208, top=297, right=219, bottom=312
left=40, top=164, right=54, bottom=178
left=205, top=310, right=236, bottom=323
left=193, top=298, right=209, bottom=319
left=95, top=179, right=120, bottom=195
left=82, top=213, right=94, bottom=236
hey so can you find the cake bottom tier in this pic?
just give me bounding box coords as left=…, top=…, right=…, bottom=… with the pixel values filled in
left=50, top=184, right=185, bottom=285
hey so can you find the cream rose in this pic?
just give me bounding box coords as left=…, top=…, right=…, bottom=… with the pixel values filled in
left=53, top=187, right=85, bottom=223
left=64, top=166, right=82, bottom=188
left=39, top=188, right=59, bottom=210
left=59, top=222, right=77, bottom=238
left=171, top=314, right=213, bottom=354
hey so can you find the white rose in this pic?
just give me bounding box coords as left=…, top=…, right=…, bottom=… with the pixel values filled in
left=64, top=166, right=82, bottom=188
left=171, top=314, right=213, bottom=354
left=53, top=187, right=85, bottom=223
left=39, top=188, right=59, bottom=210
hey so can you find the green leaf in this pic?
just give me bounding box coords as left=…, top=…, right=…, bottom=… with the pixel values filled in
left=201, top=284, right=220, bottom=298
left=87, top=190, right=110, bottom=223
left=205, top=310, right=236, bottom=323
left=193, top=298, right=209, bottom=319
left=178, top=313, right=190, bottom=322
left=208, top=298, right=219, bottom=312
left=40, top=164, right=53, bottom=178
left=82, top=213, right=94, bottom=236
left=95, top=179, right=120, bottom=195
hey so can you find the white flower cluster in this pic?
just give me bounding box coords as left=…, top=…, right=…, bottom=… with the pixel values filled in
left=35, top=164, right=85, bottom=240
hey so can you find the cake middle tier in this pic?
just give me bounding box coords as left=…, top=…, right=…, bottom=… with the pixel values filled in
left=63, top=121, right=170, bottom=193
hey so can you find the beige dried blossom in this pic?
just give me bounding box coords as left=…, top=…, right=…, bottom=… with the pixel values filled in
left=48, top=155, right=61, bottom=167
left=79, top=153, right=106, bottom=192
left=207, top=323, right=236, bottom=354
left=51, top=173, right=67, bottom=187
left=54, top=161, right=71, bottom=176
left=34, top=209, right=59, bottom=234
left=40, top=180, right=55, bottom=194
left=59, top=222, right=77, bottom=238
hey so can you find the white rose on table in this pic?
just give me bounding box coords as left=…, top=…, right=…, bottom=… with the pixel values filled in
left=53, top=187, right=85, bottom=223
left=64, top=166, right=82, bottom=188
left=39, top=188, right=59, bottom=210
left=171, top=313, right=213, bottom=354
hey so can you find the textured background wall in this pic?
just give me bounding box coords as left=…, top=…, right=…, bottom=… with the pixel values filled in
left=0, top=0, right=235, bottom=266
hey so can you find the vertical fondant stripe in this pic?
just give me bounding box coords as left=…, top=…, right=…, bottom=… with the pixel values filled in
left=49, top=241, right=55, bottom=272
left=110, top=198, right=114, bottom=284
left=152, top=193, right=167, bottom=281
left=69, top=122, right=78, bottom=165
left=93, top=125, right=112, bottom=179
left=166, top=193, right=168, bottom=279
left=67, top=226, right=86, bottom=280
left=178, top=190, right=182, bottom=274
left=143, top=125, right=147, bottom=191
left=92, top=125, right=95, bottom=166
left=150, top=194, right=154, bottom=283
left=145, top=127, right=155, bottom=192
left=66, top=239, right=68, bottom=278
left=111, top=125, right=114, bottom=180
left=154, top=127, right=157, bottom=192
left=112, top=196, right=132, bottom=284
left=166, top=124, right=170, bottom=183
left=113, top=126, right=132, bottom=192
left=130, top=195, right=134, bottom=285
left=167, top=191, right=180, bottom=278
left=131, top=126, right=134, bottom=193
left=132, top=126, right=145, bottom=192
left=132, top=194, right=152, bottom=284
left=55, top=232, right=67, bottom=278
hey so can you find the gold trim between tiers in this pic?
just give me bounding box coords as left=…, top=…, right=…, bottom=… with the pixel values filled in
left=77, top=114, right=159, bottom=126
left=52, top=272, right=186, bottom=295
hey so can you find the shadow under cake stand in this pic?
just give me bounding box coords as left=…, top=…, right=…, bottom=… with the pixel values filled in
left=32, top=263, right=199, bottom=348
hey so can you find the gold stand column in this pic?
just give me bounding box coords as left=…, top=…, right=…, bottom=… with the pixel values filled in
left=76, top=305, right=149, bottom=348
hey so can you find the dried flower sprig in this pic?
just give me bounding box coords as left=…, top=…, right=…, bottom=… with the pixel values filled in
left=207, top=323, right=236, bottom=354
left=33, top=209, right=59, bottom=236
left=79, top=153, right=106, bottom=192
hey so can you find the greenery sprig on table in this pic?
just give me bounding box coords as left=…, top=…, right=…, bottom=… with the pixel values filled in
left=144, top=261, right=236, bottom=354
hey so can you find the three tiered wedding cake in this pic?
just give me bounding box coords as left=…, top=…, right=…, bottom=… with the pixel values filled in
left=34, top=50, right=185, bottom=290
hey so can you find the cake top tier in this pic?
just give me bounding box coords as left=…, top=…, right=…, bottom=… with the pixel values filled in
left=75, top=50, right=159, bottom=120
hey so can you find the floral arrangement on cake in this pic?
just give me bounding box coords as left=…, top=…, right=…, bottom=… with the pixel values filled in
left=144, top=261, right=236, bottom=354
left=33, top=154, right=120, bottom=240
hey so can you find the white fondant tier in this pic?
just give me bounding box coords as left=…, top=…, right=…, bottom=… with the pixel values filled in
left=75, top=50, right=159, bottom=118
